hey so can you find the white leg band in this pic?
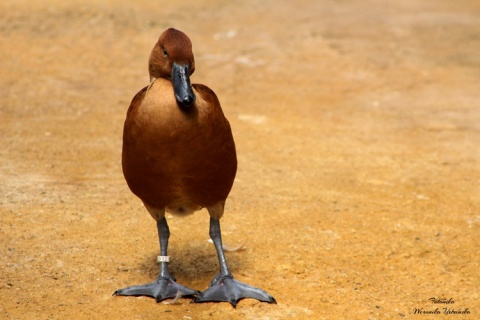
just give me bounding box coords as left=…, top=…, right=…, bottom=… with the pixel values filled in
left=157, top=256, right=170, bottom=263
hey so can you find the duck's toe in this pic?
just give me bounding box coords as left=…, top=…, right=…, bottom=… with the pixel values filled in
left=114, top=278, right=199, bottom=303
left=194, top=275, right=276, bottom=307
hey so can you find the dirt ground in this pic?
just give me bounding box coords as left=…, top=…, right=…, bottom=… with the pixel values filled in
left=1, top=0, right=479, bottom=319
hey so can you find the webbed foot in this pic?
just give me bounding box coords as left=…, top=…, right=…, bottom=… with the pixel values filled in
left=113, top=278, right=199, bottom=303
left=194, top=275, right=276, bottom=307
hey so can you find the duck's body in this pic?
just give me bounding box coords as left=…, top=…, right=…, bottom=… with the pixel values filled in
left=122, top=79, right=237, bottom=218
left=114, top=28, right=275, bottom=307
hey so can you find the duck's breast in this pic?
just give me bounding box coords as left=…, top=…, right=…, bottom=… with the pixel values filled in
left=122, top=79, right=237, bottom=209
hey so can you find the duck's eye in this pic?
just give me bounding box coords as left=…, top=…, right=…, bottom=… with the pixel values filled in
left=162, top=47, right=168, bottom=57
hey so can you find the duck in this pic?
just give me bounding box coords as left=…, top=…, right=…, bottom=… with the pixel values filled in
left=113, top=28, right=276, bottom=307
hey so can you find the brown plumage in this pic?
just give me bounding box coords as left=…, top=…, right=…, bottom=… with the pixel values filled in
left=114, top=28, right=275, bottom=307
left=122, top=79, right=237, bottom=218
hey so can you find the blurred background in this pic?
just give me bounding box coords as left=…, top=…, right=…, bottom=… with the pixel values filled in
left=1, top=0, right=479, bottom=319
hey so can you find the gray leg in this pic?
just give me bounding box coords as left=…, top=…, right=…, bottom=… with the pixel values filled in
left=209, top=217, right=232, bottom=282
left=113, top=217, right=199, bottom=302
left=195, top=218, right=276, bottom=307
left=157, top=217, right=174, bottom=280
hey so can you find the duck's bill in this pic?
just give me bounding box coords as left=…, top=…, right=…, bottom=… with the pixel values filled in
left=172, top=62, right=196, bottom=107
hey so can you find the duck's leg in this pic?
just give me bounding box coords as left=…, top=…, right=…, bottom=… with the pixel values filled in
left=195, top=217, right=276, bottom=307
left=113, top=217, right=199, bottom=302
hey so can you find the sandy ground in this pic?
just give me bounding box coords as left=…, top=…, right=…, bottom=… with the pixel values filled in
left=1, top=0, right=479, bottom=319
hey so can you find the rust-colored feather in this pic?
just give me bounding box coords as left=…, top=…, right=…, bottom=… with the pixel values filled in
left=122, top=74, right=236, bottom=218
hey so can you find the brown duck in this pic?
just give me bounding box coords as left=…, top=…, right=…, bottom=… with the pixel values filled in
left=113, top=28, right=276, bottom=307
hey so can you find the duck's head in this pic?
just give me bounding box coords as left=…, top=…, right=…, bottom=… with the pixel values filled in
left=149, top=28, right=196, bottom=108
